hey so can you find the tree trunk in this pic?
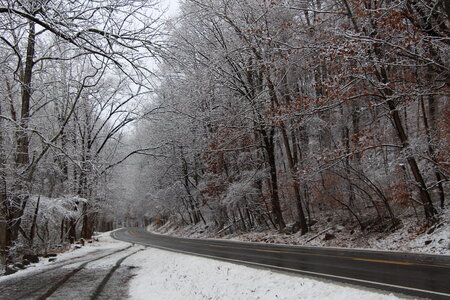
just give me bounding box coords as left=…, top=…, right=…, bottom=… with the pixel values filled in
left=422, top=96, right=446, bottom=209
left=68, top=217, right=77, bottom=243
left=0, top=95, right=7, bottom=262
left=5, top=21, right=37, bottom=255
left=261, top=128, right=286, bottom=230
left=387, top=99, right=435, bottom=220
left=60, top=218, right=65, bottom=243
left=29, top=196, right=40, bottom=246
left=81, top=202, right=96, bottom=239
left=280, top=127, right=308, bottom=234
left=180, top=148, right=200, bottom=224
left=237, top=205, right=247, bottom=231
left=268, top=72, right=308, bottom=233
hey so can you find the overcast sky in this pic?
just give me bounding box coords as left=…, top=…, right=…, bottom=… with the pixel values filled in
left=160, top=0, right=179, bottom=17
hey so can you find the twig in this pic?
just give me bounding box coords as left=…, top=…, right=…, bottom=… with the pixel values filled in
left=306, top=227, right=332, bottom=243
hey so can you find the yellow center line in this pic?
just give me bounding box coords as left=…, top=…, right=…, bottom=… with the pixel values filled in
left=129, top=230, right=450, bottom=269
left=207, top=244, right=229, bottom=248
left=255, top=249, right=284, bottom=253
left=352, top=258, right=415, bottom=266
left=128, top=229, right=147, bottom=238
left=183, top=241, right=355, bottom=259
left=180, top=241, right=194, bottom=244
left=128, top=229, right=140, bottom=237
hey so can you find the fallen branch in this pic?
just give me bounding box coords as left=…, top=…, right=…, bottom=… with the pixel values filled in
left=306, top=227, right=332, bottom=243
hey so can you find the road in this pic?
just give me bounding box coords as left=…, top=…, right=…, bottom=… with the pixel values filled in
left=112, top=227, right=450, bottom=300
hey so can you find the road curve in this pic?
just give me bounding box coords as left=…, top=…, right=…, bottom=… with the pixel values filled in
left=112, top=227, right=450, bottom=299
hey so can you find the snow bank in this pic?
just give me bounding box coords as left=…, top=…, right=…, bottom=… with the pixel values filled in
left=0, top=231, right=129, bottom=281
left=150, top=207, right=450, bottom=255
left=126, top=247, right=405, bottom=300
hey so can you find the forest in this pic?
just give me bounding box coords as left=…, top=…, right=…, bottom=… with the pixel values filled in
left=1, top=0, right=449, bottom=265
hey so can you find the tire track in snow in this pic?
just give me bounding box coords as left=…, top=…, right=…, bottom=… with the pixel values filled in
left=35, top=245, right=134, bottom=300
left=1, top=245, right=133, bottom=300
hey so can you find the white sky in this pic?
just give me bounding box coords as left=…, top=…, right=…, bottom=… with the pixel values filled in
left=160, top=0, right=180, bottom=17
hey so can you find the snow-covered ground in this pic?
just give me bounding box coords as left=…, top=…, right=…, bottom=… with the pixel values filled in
left=0, top=230, right=132, bottom=282
left=151, top=207, right=450, bottom=255
left=0, top=231, right=139, bottom=299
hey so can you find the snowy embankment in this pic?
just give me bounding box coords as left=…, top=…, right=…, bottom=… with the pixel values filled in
left=151, top=208, right=450, bottom=255
left=0, top=230, right=131, bottom=281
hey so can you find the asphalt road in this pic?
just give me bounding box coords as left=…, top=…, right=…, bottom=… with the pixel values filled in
left=112, top=228, right=450, bottom=299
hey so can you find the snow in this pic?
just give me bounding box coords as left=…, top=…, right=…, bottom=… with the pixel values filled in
left=0, top=230, right=130, bottom=282
left=126, top=247, right=407, bottom=300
